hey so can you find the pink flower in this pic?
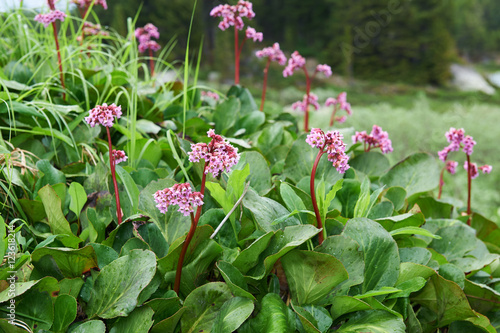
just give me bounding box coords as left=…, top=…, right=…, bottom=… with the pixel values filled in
left=316, top=64, right=332, bottom=78
left=72, top=0, right=107, bottom=10
left=77, top=22, right=109, bottom=41
left=144, top=23, right=160, bottom=39
left=306, top=128, right=350, bottom=173
left=139, top=40, right=161, bottom=53
left=112, top=150, right=127, bottom=164
left=464, top=161, right=479, bottom=179
left=445, top=160, right=458, bottom=174
left=283, top=51, right=306, bottom=77
left=201, top=91, right=220, bottom=101
left=291, top=93, right=320, bottom=112
left=210, top=1, right=255, bottom=31
left=245, top=27, right=263, bottom=42
left=34, top=10, right=66, bottom=28
left=352, top=125, right=393, bottom=154
left=154, top=183, right=204, bottom=216
left=479, top=165, right=492, bottom=174
left=462, top=135, right=476, bottom=156
left=84, top=103, right=122, bottom=127
left=188, top=130, right=241, bottom=177
left=326, top=92, right=352, bottom=123
left=255, top=43, right=287, bottom=65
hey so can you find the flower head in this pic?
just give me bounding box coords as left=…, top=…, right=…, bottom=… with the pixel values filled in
left=479, top=165, right=492, bottom=174
left=316, top=64, right=332, bottom=78
left=326, top=92, right=352, bottom=123
left=71, top=0, right=107, bottom=10
left=438, top=128, right=477, bottom=161
left=201, top=91, right=220, bottom=101
left=138, top=40, right=161, bottom=53
left=135, top=23, right=161, bottom=53
left=283, top=51, right=306, bottom=77
left=77, top=22, right=109, bottom=41
left=464, top=161, right=479, bottom=179
left=188, top=130, right=240, bottom=177
left=85, top=103, right=122, bottom=127
left=154, top=183, right=204, bottom=216
left=34, top=10, right=66, bottom=28
left=210, top=1, right=255, bottom=31
left=352, top=125, right=393, bottom=154
left=245, top=27, right=263, bottom=42
left=255, top=43, right=287, bottom=65
left=306, top=128, right=349, bottom=173
left=462, top=135, right=476, bottom=155
left=112, top=150, right=127, bottom=164
left=445, top=160, right=458, bottom=174
left=291, top=93, right=320, bottom=112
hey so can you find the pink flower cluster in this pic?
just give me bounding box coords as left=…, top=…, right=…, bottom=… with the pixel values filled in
left=85, top=103, right=122, bottom=127
left=72, top=0, right=108, bottom=9
left=283, top=51, right=306, bottom=77
left=438, top=128, right=476, bottom=161
left=245, top=27, right=263, bottom=42
left=464, top=162, right=493, bottom=179
left=135, top=23, right=161, bottom=53
left=292, top=93, right=320, bottom=112
left=77, top=22, right=109, bottom=41
left=112, top=150, right=127, bottom=164
left=325, top=92, right=352, bottom=123
left=210, top=1, right=255, bottom=31
left=255, top=43, right=287, bottom=65
left=445, top=160, right=458, bottom=174
left=316, top=64, right=332, bottom=78
left=188, top=129, right=240, bottom=177
left=34, top=10, right=66, bottom=28
left=201, top=91, right=220, bottom=101
left=154, top=183, right=204, bottom=216
left=352, top=125, right=393, bottom=154
left=306, top=128, right=350, bottom=173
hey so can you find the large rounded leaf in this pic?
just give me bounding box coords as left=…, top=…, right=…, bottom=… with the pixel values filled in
left=212, top=297, right=255, bottom=333
left=379, top=153, right=439, bottom=198
left=86, top=249, right=156, bottom=319
left=32, top=245, right=98, bottom=279
left=336, top=310, right=405, bottom=332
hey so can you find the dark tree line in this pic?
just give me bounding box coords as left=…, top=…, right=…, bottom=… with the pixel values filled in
left=96, top=0, right=500, bottom=85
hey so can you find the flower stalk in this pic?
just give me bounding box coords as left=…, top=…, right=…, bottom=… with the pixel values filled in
left=106, top=127, right=122, bottom=225
left=310, top=147, right=325, bottom=244
left=260, top=58, right=271, bottom=111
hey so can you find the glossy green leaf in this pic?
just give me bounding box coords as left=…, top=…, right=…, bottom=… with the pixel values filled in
left=243, top=293, right=292, bottom=332
left=349, top=151, right=390, bottom=178
left=109, top=306, right=154, bottom=333
left=389, top=226, right=441, bottom=239
left=212, top=297, right=254, bottom=333
left=384, top=187, right=407, bottom=211
left=115, top=165, right=140, bottom=212
left=68, top=182, right=87, bottom=217
left=232, top=231, right=274, bottom=274
left=336, top=310, right=405, bottom=332
left=86, top=249, right=157, bottom=319
left=232, top=151, right=272, bottom=195
left=69, top=320, right=106, bottom=333
left=31, top=245, right=98, bottom=279
left=217, top=261, right=255, bottom=300
left=330, top=296, right=372, bottom=321
left=52, top=294, right=77, bottom=333
left=214, top=96, right=240, bottom=135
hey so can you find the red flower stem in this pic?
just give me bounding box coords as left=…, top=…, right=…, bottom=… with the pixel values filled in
left=260, top=58, right=271, bottom=112
left=149, top=49, right=155, bottom=77
left=234, top=26, right=240, bottom=85
left=329, top=105, right=338, bottom=127
left=51, top=21, right=65, bottom=100
left=173, top=161, right=209, bottom=294
left=466, top=154, right=472, bottom=225
left=438, top=167, right=445, bottom=199
left=106, top=127, right=122, bottom=225
left=310, top=148, right=325, bottom=244
left=303, top=67, right=311, bottom=132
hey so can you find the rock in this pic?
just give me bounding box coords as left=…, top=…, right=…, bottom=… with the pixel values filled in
left=450, top=64, right=495, bottom=95
left=488, top=72, right=500, bottom=88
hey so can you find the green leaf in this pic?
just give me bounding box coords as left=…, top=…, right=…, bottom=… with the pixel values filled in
left=281, top=250, right=348, bottom=305
left=144, top=297, right=182, bottom=325
left=354, top=287, right=402, bottom=299
left=342, top=218, right=400, bottom=293
left=464, top=280, right=500, bottom=314
left=212, top=297, right=255, bottom=333
left=439, top=264, right=465, bottom=289
left=217, top=261, right=255, bottom=300
left=232, top=151, right=272, bottom=195
left=180, top=282, right=233, bottom=333
left=292, top=303, right=321, bottom=333
left=384, top=187, right=407, bottom=211
left=86, top=249, right=157, bottom=319
left=415, top=196, right=453, bottom=219
left=32, top=127, right=74, bottom=146
left=150, top=308, right=185, bottom=333
left=227, top=85, right=258, bottom=114
left=301, top=305, right=333, bottom=333
left=37, top=160, right=66, bottom=186
left=232, top=231, right=274, bottom=274
left=59, top=278, right=84, bottom=299
left=330, top=296, right=372, bottom=321
left=52, top=294, right=77, bottom=333
left=399, top=247, right=432, bottom=266
left=256, top=122, right=285, bottom=155
left=389, top=226, right=441, bottom=239
left=69, top=320, right=106, bottom=333
left=412, top=274, right=476, bottom=327
left=280, top=183, right=309, bottom=225
left=336, top=310, right=405, bottom=332
left=109, top=306, right=154, bottom=333
left=0, top=319, right=28, bottom=333
left=68, top=182, right=87, bottom=217
left=376, top=212, right=425, bottom=231
left=350, top=151, right=390, bottom=178
left=244, top=293, right=292, bottom=332
left=138, top=222, right=169, bottom=258
left=380, top=153, right=440, bottom=197
left=353, top=177, right=371, bottom=218
left=31, top=245, right=98, bottom=279
left=235, top=111, right=265, bottom=135
left=115, top=165, right=140, bottom=212
left=214, top=96, right=240, bottom=135
left=39, top=185, right=82, bottom=248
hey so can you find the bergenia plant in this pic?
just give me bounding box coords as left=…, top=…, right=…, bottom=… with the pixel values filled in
left=256, top=43, right=287, bottom=111
left=438, top=128, right=492, bottom=224
left=76, top=22, right=109, bottom=42
left=326, top=92, right=352, bottom=126
left=352, top=125, right=393, bottom=154
left=155, top=129, right=240, bottom=294
left=306, top=128, right=349, bottom=244
left=135, top=23, right=161, bottom=77
left=210, top=1, right=261, bottom=85
left=85, top=103, right=124, bottom=225
left=34, top=0, right=66, bottom=98
left=283, top=51, right=332, bottom=131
